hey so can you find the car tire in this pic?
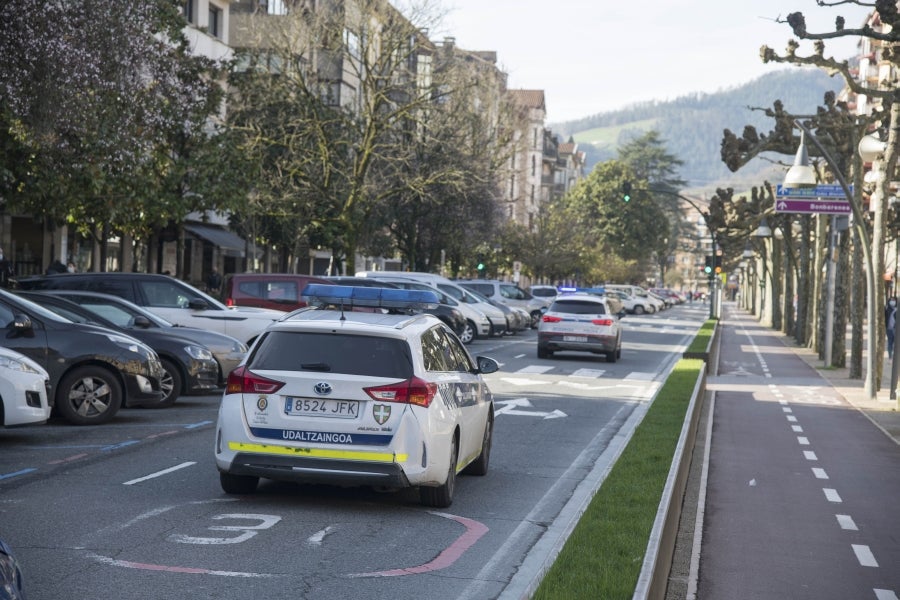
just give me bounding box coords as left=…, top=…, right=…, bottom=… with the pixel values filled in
left=464, top=414, right=492, bottom=476
left=459, top=321, right=476, bottom=344
left=421, top=434, right=457, bottom=508
left=530, top=311, right=542, bottom=329
left=606, top=350, right=617, bottom=363
left=634, top=305, right=645, bottom=315
left=153, top=358, right=182, bottom=408
left=616, top=346, right=622, bottom=359
left=537, top=346, right=553, bottom=359
left=220, top=472, right=259, bottom=494
left=55, top=365, right=123, bottom=425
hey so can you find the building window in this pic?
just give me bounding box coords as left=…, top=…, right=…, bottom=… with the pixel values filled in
left=533, top=128, right=538, bottom=149
left=208, top=4, right=222, bottom=39
left=183, top=0, right=195, bottom=24
left=344, top=29, right=360, bottom=61
left=531, top=155, right=536, bottom=176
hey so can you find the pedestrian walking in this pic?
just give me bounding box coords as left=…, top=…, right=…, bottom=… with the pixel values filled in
left=207, top=267, right=222, bottom=294
left=886, top=296, right=898, bottom=359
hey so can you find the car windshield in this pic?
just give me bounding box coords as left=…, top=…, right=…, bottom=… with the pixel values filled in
left=531, top=288, right=557, bottom=297
left=250, top=331, right=413, bottom=378
left=59, top=294, right=175, bottom=327
left=4, top=292, right=73, bottom=323
left=551, top=299, right=607, bottom=315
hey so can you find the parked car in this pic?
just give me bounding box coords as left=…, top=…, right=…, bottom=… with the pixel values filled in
left=455, top=279, right=546, bottom=327
left=366, top=277, right=478, bottom=343
left=0, top=288, right=164, bottom=424
left=23, top=290, right=247, bottom=386
left=325, top=277, right=470, bottom=341
left=605, top=288, right=653, bottom=315
left=17, top=291, right=220, bottom=407
left=16, top=272, right=284, bottom=346
left=221, top=273, right=334, bottom=311
left=537, top=292, right=625, bottom=362
left=650, top=288, right=685, bottom=304
left=0, top=346, right=51, bottom=427
left=528, top=285, right=559, bottom=309
left=215, top=285, right=500, bottom=507
left=605, top=284, right=660, bottom=314
left=0, top=536, right=27, bottom=599
left=463, top=287, right=530, bottom=334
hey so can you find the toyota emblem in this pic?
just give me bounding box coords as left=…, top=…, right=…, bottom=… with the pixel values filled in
left=313, top=382, right=333, bottom=396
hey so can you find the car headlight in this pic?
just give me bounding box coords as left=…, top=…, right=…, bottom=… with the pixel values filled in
left=184, top=345, right=214, bottom=361
left=103, top=333, right=153, bottom=356
left=0, top=355, right=41, bottom=374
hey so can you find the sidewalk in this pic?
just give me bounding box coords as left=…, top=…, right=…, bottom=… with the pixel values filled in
left=775, top=319, right=900, bottom=444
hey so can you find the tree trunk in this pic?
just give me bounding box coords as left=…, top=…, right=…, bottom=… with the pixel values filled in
left=850, top=224, right=864, bottom=379
left=832, top=226, right=850, bottom=368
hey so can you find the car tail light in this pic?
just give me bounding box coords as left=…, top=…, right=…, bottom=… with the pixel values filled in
left=364, top=376, right=437, bottom=408
left=542, top=315, right=562, bottom=323
left=226, top=365, right=285, bottom=394
left=592, top=318, right=614, bottom=326
left=225, top=298, right=235, bottom=307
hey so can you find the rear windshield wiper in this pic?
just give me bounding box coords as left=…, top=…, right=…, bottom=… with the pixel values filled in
left=300, top=362, right=331, bottom=371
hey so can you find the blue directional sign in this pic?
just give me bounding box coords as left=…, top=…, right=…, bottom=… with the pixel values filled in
left=775, top=198, right=851, bottom=215
left=775, top=184, right=852, bottom=199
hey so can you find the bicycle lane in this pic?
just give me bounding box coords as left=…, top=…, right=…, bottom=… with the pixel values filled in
left=697, top=306, right=900, bottom=600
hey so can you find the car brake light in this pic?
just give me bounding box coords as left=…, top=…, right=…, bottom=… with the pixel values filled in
left=225, top=365, right=285, bottom=394
left=364, top=376, right=437, bottom=408
left=542, top=315, right=562, bottom=323
left=225, top=298, right=234, bottom=307
left=592, top=318, right=614, bottom=326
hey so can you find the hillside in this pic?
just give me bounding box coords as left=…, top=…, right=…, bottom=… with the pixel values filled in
left=551, top=68, right=845, bottom=192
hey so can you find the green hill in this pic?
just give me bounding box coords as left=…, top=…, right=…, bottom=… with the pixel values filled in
left=552, top=68, right=845, bottom=192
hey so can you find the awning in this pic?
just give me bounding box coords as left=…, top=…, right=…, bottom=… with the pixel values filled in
left=183, top=223, right=259, bottom=258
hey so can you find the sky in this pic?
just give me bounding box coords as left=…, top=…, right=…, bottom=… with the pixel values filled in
left=430, top=0, right=874, bottom=123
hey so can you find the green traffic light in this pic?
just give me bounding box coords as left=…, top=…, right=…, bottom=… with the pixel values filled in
left=622, top=181, right=632, bottom=203
left=704, top=266, right=712, bottom=274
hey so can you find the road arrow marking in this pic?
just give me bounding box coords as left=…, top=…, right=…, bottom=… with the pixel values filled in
left=495, top=398, right=567, bottom=419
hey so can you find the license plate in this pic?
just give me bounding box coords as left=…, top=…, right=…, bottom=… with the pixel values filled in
left=284, top=397, right=360, bottom=419
left=563, top=335, right=588, bottom=342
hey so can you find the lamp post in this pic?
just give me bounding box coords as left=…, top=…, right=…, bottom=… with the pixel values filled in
left=786, top=120, right=877, bottom=398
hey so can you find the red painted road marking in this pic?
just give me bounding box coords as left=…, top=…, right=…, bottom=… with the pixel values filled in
left=47, top=453, right=89, bottom=465
left=349, top=512, right=489, bottom=578
left=88, top=553, right=276, bottom=578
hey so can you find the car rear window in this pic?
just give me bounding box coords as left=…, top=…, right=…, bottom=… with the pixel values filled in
left=531, top=287, right=557, bottom=297
left=250, top=331, right=413, bottom=378
left=550, top=299, right=606, bottom=315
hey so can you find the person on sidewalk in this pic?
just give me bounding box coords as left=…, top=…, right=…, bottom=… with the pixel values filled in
left=886, top=296, right=898, bottom=359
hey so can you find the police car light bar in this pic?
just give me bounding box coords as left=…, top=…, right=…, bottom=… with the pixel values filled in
left=303, top=284, right=440, bottom=310
left=558, top=286, right=605, bottom=295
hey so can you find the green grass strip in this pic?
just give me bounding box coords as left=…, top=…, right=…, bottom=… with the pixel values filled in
left=685, top=319, right=716, bottom=354
left=533, top=358, right=705, bottom=600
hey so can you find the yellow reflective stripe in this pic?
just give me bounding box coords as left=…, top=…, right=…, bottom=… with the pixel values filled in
left=228, top=441, right=406, bottom=463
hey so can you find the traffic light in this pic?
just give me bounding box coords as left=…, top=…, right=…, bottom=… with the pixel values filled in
left=704, top=256, right=713, bottom=274
left=477, top=255, right=485, bottom=272
left=714, top=255, right=723, bottom=274
left=622, top=181, right=632, bottom=203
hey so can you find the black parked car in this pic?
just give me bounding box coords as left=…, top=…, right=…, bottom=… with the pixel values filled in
left=27, top=290, right=247, bottom=385
left=17, top=291, right=219, bottom=407
left=0, top=536, right=26, bottom=600
left=0, top=288, right=164, bottom=425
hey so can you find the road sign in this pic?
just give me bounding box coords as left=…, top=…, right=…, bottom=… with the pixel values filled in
left=775, top=198, right=851, bottom=215
left=775, top=184, right=851, bottom=199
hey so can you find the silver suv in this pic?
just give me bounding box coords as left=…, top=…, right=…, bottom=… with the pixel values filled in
left=455, top=279, right=545, bottom=328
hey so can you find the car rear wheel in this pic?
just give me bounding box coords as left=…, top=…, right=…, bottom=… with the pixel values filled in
left=153, top=358, right=182, bottom=408
left=606, top=350, right=617, bottom=363
left=459, top=320, right=476, bottom=344
left=464, top=414, right=492, bottom=476
left=421, top=435, right=457, bottom=508
left=634, top=305, right=645, bottom=315
left=537, top=345, right=553, bottom=359
left=55, top=366, right=123, bottom=425
left=220, top=472, right=259, bottom=494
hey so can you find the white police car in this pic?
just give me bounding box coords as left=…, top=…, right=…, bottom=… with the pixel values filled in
left=0, top=346, right=51, bottom=427
left=214, top=285, right=499, bottom=507
left=537, top=290, right=624, bottom=362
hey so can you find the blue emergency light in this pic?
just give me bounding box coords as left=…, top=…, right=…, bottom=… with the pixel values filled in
left=302, top=284, right=440, bottom=310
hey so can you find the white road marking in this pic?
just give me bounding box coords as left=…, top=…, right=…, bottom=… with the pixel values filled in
left=514, top=354, right=525, bottom=359
left=797, top=436, right=810, bottom=446
left=571, top=368, right=606, bottom=378
left=852, top=544, right=878, bottom=567
left=308, top=526, right=335, bottom=546
left=624, top=372, right=655, bottom=381
left=836, top=514, right=858, bottom=531
left=123, top=461, right=196, bottom=486
left=516, top=365, right=554, bottom=374
left=874, top=589, right=899, bottom=600
left=823, top=488, right=842, bottom=503
left=748, top=479, right=756, bottom=487
left=812, top=468, right=828, bottom=479
left=783, top=407, right=793, bottom=413
left=787, top=415, right=798, bottom=422
left=792, top=425, right=803, bottom=432
left=803, top=450, right=818, bottom=461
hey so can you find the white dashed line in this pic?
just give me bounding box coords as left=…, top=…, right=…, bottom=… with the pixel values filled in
left=783, top=407, right=793, bottom=413
left=836, top=514, right=858, bottom=531
left=874, top=589, right=899, bottom=600
left=812, top=468, right=829, bottom=479
left=123, top=462, right=196, bottom=486
left=823, top=488, right=842, bottom=503
left=852, top=544, right=878, bottom=567
left=803, top=451, right=818, bottom=461
left=797, top=436, right=810, bottom=446
left=792, top=425, right=803, bottom=432
left=787, top=415, right=798, bottom=422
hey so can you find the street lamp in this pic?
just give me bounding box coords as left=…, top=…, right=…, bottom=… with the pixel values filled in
left=786, top=120, right=877, bottom=398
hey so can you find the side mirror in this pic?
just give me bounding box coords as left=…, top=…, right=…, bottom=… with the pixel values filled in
left=12, top=313, right=32, bottom=330
left=132, top=315, right=152, bottom=328
left=476, top=356, right=500, bottom=374
left=188, top=298, right=209, bottom=310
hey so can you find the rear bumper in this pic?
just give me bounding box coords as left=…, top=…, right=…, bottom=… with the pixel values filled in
left=538, top=333, right=618, bottom=353
left=223, top=453, right=411, bottom=488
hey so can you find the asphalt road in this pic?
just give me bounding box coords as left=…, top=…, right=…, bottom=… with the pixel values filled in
left=0, top=303, right=709, bottom=600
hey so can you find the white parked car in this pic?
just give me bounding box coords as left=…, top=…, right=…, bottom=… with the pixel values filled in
left=0, top=347, right=51, bottom=426
left=537, top=292, right=625, bottom=362
left=215, top=285, right=499, bottom=507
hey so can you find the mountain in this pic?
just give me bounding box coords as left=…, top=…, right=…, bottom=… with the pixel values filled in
left=551, top=68, right=846, bottom=192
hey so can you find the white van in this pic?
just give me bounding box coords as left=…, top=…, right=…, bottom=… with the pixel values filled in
left=355, top=271, right=508, bottom=337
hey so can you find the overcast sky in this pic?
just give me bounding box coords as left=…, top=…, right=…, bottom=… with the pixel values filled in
left=430, top=0, right=873, bottom=123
